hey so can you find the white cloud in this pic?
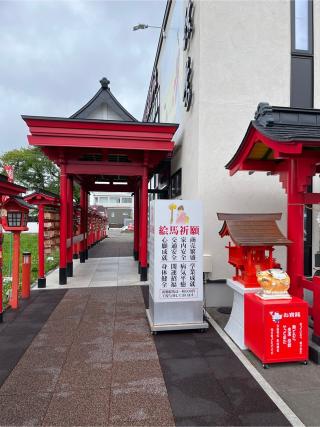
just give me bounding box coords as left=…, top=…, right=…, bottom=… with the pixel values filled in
left=0, top=0, right=166, bottom=152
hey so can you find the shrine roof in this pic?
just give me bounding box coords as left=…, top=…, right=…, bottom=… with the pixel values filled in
left=3, top=196, right=36, bottom=211
left=0, top=174, right=26, bottom=196
left=22, top=115, right=177, bottom=130
left=252, top=103, right=320, bottom=142
left=24, top=189, right=59, bottom=205
left=34, top=188, right=59, bottom=199
left=217, top=212, right=291, bottom=247
left=226, top=103, right=320, bottom=172
left=70, top=77, right=137, bottom=122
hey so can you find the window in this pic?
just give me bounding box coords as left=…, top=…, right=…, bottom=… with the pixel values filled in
left=290, top=0, right=314, bottom=108
left=109, top=197, right=120, bottom=204
left=7, top=211, right=22, bottom=227
left=292, top=0, right=313, bottom=54
left=295, top=0, right=309, bottom=50
left=121, top=197, right=132, bottom=204
left=171, top=169, right=182, bottom=198
left=99, top=197, right=109, bottom=205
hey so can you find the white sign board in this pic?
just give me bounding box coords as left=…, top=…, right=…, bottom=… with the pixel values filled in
left=149, top=199, right=203, bottom=303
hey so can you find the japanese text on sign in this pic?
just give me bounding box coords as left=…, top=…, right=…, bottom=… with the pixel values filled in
left=149, top=200, right=203, bottom=303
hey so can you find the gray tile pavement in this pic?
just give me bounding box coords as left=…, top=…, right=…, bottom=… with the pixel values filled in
left=0, top=286, right=173, bottom=426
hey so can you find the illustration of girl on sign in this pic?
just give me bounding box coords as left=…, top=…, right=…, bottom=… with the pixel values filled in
left=176, top=205, right=189, bottom=225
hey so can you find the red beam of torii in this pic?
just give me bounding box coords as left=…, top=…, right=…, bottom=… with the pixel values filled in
left=225, top=103, right=320, bottom=347
left=22, top=101, right=178, bottom=285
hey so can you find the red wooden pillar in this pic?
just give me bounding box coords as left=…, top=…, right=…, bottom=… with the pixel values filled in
left=10, top=232, right=20, bottom=309
left=59, top=164, right=68, bottom=285
left=85, top=191, right=89, bottom=259
left=133, top=186, right=139, bottom=261
left=38, top=204, right=46, bottom=288
left=140, top=166, right=148, bottom=281
left=79, top=186, right=86, bottom=263
left=21, top=252, right=31, bottom=299
left=67, top=175, right=73, bottom=277
left=287, top=159, right=304, bottom=299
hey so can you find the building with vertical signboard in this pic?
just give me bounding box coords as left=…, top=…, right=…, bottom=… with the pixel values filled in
left=144, top=0, right=318, bottom=281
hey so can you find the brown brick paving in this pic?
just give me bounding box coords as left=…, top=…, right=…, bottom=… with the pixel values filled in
left=0, top=286, right=174, bottom=426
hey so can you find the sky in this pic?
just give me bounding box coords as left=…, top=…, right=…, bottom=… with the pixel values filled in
left=0, top=0, right=166, bottom=153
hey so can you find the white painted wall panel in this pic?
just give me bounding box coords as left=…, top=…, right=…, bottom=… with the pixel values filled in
left=197, top=0, right=291, bottom=279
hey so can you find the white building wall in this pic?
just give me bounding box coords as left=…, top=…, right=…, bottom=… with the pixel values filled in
left=197, top=0, right=291, bottom=278
left=151, top=0, right=297, bottom=280
left=170, top=0, right=200, bottom=200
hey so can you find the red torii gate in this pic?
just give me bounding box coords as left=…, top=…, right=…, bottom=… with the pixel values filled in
left=0, top=174, right=26, bottom=322
left=22, top=78, right=178, bottom=284
left=226, top=103, right=320, bottom=351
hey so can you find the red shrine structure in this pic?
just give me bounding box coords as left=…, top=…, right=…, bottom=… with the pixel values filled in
left=217, top=213, right=291, bottom=288
left=226, top=103, right=320, bottom=357
left=24, top=189, right=60, bottom=288
left=22, top=78, right=178, bottom=284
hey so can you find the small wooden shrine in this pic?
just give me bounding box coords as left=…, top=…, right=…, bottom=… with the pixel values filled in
left=218, top=213, right=291, bottom=288
left=24, top=189, right=60, bottom=288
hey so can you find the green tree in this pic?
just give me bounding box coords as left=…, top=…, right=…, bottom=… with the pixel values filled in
left=0, top=147, right=59, bottom=193
left=0, top=147, right=80, bottom=202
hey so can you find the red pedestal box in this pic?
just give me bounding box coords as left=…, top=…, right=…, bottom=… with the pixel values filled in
left=244, top=294, right=308, bottom=365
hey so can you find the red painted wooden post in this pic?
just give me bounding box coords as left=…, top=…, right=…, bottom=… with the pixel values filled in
left=80, top=187, right=86, bottom=263
left=67, top=175, right=73, bottom=277
left=287, top=160, right=304, bottom=299
left=21, top=252, right=31, bottom=299
left=38, top=204, right=46, bottom=288
left=140, top=167, right=148, bottom=281
left=138, top=181, right=142, bottom=274
left=85, top=191, right=88, bottom=259
left=10, top=232, right=20, bottom=309
left=133, top=187, right=139, bottom=261
left=59, top=164, right=68, bottom=285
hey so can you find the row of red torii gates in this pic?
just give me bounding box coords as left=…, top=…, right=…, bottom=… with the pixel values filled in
left=22, top=79, right=178, bottom=284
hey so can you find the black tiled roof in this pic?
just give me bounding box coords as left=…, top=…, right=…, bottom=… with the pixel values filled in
left=12, top=196, right=37, bottom=210
left=225, top=103, right=320, bottom=170
left=71, top=77, right=137, bottom=122
left=252, top=103, right=320, bottom=142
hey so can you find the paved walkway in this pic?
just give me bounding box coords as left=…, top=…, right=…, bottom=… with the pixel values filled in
left=45, top=229, right=140, bottom=290
left=0, top=236, right=301, bottom=426
left=0, top=285, right=290, bottom=427
left=89, top=228, right=133, bottom=258
left=0, top=287, right=173, bottom=426
left=208, top=307, right=320, bottom=426
left=45, top=257, right=145, bottom=290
